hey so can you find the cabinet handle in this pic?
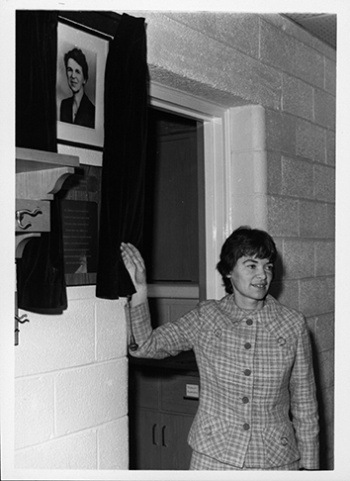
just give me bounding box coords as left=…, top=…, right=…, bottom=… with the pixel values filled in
left=16, top=208, right=42, bottom=230
left=162, top=425, right=167, bottom=447
left=152, top=424, right=158, bottom=446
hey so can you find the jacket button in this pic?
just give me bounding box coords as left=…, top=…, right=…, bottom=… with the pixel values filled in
left=242, top=396, right=249, bottom=404
left=205, top=427, right=212, bottom=436
left=278, top=337, right=286, bottom=346
left=244, top=369, right=251, bottom=376
left=246, top=319, right=253, bottom=326
left=215, top=329, right=222, bottom=338
left=244, top=342, right=251, bottom=350
left=281, top=436, right=289, bottom=446
left=243, top=423, right=250, bottom=430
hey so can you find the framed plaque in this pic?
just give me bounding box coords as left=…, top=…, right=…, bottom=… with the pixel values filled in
left=59, top=164, right=102, bottom=285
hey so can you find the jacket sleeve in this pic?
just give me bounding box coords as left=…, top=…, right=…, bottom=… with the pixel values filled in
left=127, top=301, right=201, bottom=359
left=289, top=317, right=319, bottom=469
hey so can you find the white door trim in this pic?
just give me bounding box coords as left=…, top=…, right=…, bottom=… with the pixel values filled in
left=150, top=82, right=230, bottom=299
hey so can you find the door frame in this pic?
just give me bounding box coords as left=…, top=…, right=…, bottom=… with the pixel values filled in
left=150, top=82, right=231, bottom=300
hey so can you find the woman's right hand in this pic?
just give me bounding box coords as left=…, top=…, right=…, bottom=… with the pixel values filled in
left=120, top=242, right=148, bottom=304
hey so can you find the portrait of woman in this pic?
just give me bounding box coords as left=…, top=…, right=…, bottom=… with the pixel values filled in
left=60, top=47, right=95, bottom=129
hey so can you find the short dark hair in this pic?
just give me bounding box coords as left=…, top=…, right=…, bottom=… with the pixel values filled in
left=216, top=226, right=277, bottom=294
left=64, top=47, right=89, bottom=81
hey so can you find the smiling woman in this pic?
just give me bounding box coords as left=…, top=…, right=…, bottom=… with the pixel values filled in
left=226, top=256, right=274, bottom=310
left=121, top=226, right=320, bottom=471
left=216, top=227, right=277, bottom=310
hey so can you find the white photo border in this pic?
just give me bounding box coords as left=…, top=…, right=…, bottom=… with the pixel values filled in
left=56, top=20, right=109, bottom=149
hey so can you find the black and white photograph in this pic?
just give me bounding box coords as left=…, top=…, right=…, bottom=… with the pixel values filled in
left=1, top=2, right=349, bottom=481
left=56, top=20, right=108, bottom=148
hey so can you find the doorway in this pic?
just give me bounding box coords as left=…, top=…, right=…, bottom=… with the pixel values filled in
left=128, top=106, right=205, bottom=470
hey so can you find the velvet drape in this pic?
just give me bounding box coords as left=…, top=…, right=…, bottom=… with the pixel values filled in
left=16, top=11, right=68, bottom=313
left=96, top=13, right=149, bottom=299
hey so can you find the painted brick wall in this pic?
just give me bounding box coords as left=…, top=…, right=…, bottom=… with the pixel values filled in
left=136, top=11, right=335, bottom=468
left=15, top=286, right=128, bottom=470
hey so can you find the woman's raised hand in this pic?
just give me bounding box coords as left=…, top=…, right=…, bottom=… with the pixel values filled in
left=120, top=242, right=147, bottom=293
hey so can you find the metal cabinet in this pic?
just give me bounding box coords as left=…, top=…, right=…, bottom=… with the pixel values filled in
left=129, top=364, right=200, bottom=470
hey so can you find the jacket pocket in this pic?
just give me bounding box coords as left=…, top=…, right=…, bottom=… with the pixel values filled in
left=263, top=423, right=300, bottom=467
left=188, top=410, right=228, bottom=460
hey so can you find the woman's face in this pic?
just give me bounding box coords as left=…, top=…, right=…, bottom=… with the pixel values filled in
left=66, top=58, right=85, bottom=94
left=229, top=255, right=273, bottom=310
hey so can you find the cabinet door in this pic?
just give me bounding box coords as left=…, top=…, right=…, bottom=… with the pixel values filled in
left=131, top=408, right=162, bottom=470
left=160, top=413, right=194, bottom=470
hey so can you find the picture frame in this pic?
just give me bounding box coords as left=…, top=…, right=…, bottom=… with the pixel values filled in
left=56, top=20, right=109, bottom=149
left=58, top=163, right=102, bottom=286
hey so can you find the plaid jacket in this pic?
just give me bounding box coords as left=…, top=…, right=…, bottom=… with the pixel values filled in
left=129, top=294, right=319, bottom=469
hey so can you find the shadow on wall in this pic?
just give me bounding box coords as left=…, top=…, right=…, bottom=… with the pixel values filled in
left=309, top=334, right=333, bottom=470
left=269, top=251, right=331, bottom=469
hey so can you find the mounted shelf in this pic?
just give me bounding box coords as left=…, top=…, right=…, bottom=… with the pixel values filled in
left=15, top=147, right=80, bottom=258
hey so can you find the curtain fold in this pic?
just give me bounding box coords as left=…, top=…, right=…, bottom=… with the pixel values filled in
left=96, top=13, right=149, bottom=299
left=16, top=11, right=68, bottom=313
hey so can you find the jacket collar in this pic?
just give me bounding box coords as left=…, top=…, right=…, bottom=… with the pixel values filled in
left=217, top=294, right=289, bottom=337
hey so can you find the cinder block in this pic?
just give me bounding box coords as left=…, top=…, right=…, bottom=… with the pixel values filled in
left=307, top=313, right=334, bottom=353
left=315, top=241, right=335, bottom=277
left=281, top=156, right=314, bottom=198
left=98, top=418, right=129, bottom=469
left=230, top=105, right=266, bottom=153
left=324, top=57, right=336, bottom=95
left=299, top=278, right=334, bottom=316
left=320, top=386, right=334, bottom=426
left=314, top=88, right=336, bottom=130
left=146, top=14, right=282, bottom=109
left=296, top=119, right=326, bottom=162
left=270, top=279, right=300, bottom=311
left=260, top=19, right=324, bottom=88
left=16, top=299, right=96, bottom=377
left=326, top=204, right=336, bottom=239
left=259, top=20, right=297, bottom=74
left=265, top=109, right=296, bottom=155
left=15, top=376, right=54, bottom=449
left=267, top=195, right=299, bottom=237
left=315, top=349, right=334, bottom=390
left=282, top=239, right=314, bottom=279
left=325, top=130, right=335, bottom=166
left=314, top=164, right=335, bottom=202
left=15, top=430, right=97, bottom=469
left=282, top=74, right=314, bottom=120
left=96, top=299, right=127, bottom=361
left=291, top=39, right=324, bottom=88
left=266, top=152, right=282, bottom=195
left=299, top=200, right=328, bottom=238
left=165, top=12, right=260, bottom=58
left=55, top=359, right=127, bottom=436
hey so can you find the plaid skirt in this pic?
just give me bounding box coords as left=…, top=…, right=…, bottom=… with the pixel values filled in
left=190, top=451, right=300, bottom=470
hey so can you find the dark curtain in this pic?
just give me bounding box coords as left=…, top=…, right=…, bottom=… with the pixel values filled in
left=16, top=11, right=58, bottom=151
left=16, top=11, right=68, bottom=313
left=96, top=13, right=149, bottom=299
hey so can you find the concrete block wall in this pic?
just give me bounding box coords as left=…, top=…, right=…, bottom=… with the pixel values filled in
left=13, top=10, right=335, bottom=472
left=15, top=286, right=128, bottom=470
left=133, top=11, right=335, bottom=468
left=261, top=18, right=335, bottom=469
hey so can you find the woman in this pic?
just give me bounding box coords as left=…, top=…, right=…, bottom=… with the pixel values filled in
left=60, top=47, right=95, bottom=128
left=121, top=226, right=319, bottom=470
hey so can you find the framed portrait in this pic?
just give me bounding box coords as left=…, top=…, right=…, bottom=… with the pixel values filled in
left=56, top=20, right=109, bottom=149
